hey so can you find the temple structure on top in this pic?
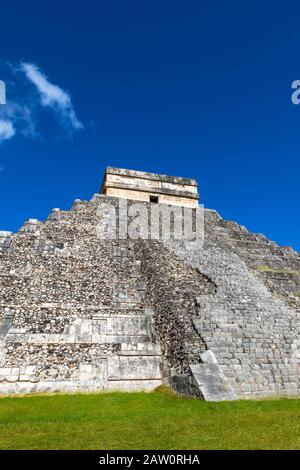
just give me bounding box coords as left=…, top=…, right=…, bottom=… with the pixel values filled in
left=101, top=166, right=199, bottom=207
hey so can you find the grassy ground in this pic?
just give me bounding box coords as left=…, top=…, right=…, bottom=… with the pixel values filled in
left=0, top=387, right=299, bottom=450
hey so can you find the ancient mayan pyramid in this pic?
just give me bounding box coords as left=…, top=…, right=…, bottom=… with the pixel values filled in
left=0, top=167, right=299, bottom=400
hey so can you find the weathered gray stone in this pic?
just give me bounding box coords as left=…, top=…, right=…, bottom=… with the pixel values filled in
left=0, top=169, right=299, bottom=399
left=190, top=362, right=237, bottom=401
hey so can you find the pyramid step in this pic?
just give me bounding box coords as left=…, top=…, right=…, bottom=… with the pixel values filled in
left=189, top=350, right=237, bottom=401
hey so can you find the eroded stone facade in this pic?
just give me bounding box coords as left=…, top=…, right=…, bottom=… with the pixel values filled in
left=0, top=175, right=299, bottom=399
left=101, top=167, right=199, bottom=207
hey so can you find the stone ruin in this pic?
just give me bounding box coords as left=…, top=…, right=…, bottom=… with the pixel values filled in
left=0, top=167, right=299, bottom=400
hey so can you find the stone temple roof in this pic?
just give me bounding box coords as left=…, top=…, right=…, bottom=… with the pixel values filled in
left=101, top=166, right=198, bottom=190
left=101, top=167, right=199, bottom=207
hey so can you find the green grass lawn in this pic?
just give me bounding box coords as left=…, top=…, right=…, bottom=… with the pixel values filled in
left=0, top=387, right=299, bottom=450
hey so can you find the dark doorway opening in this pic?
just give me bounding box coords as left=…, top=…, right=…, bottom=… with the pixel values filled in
left=150, top=195, right=159, bottom=203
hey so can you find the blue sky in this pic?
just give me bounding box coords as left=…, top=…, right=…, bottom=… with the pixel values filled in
left=0, top=1, right=299, bottom=250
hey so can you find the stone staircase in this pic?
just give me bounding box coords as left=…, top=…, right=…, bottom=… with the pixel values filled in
left=165, top=209, right=300, bottom=399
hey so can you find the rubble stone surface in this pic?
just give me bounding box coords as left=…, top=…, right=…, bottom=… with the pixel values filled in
left=0, top=190, right=299, bottom=399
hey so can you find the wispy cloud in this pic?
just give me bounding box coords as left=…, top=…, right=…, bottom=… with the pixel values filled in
left=0, top=101, right=37, bottom=140
left=0, top=60, right=84, bottom=149
left=0, top=119, right=15, bottom=143
left=20, top=62, right=83, bottom=131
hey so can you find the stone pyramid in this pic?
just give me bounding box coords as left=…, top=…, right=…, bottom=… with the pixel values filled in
left=0, top=168, right=299, bottom=400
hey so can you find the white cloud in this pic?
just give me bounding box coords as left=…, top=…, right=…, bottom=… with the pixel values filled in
left=0, top=101, right=37, bottom=139
left=20, top=62, right=83, bottom=131
left=0, top=119, right=15, bottom=143
left=0, top=60, right=84, bottom=163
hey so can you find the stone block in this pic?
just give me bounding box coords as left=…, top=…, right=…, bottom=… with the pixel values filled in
left=108, top=355, right=161, bottom=381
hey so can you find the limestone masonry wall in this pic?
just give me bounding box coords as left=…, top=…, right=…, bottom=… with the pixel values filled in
left=166, top=210, right=300, bottom=398
left=101, top=167, right=199, bottom=207
left=0, top=192, right=299, bottom=399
